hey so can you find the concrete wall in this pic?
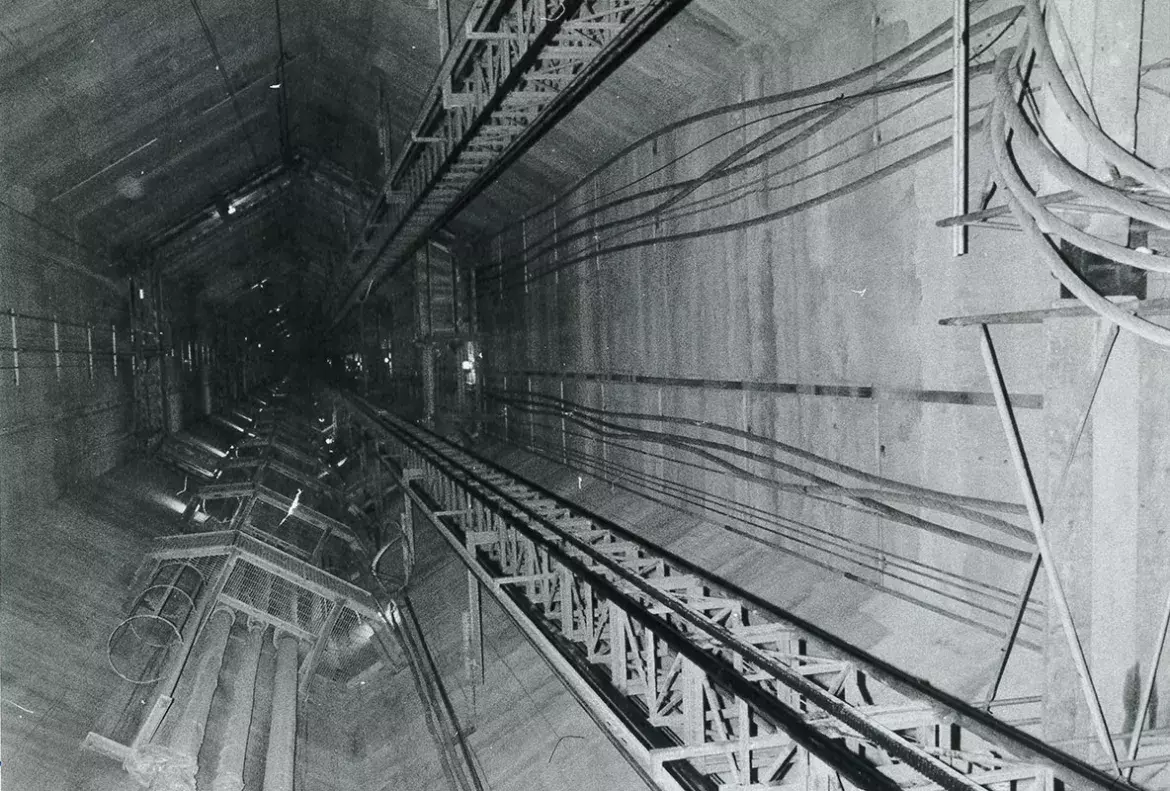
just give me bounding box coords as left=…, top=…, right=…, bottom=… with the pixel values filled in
left=0, top=203, right=136, bottom=524
left=460, top=0, right=1047, bottom=699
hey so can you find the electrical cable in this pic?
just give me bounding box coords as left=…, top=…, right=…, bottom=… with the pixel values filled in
left=476, top=423, right=1043, bottom=646
left=994, top=59, right=1170, bottom=271
left=499, top=82, right=967, bottom=284
left=496, top=100, right=992, bottom=291
left=482, top=64, right=994, bottom=287
left=1021, top=0, right=1170, bottom=195
left=988, top=53, right=1170, bottom=346
left=487, top=386, right=1027, bottom=516
left=491, top=393, right=1032, bottom=561
left=188, top=0, right=262, bottom=169
left=477, top=2, right=1015, bottom=243
left=507, top=414, right=1041, bottom=613
left=476, top=6, right=1023, bottom=288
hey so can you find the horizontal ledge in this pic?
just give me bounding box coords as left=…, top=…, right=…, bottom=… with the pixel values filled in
left=940, top=297, right=1168, bottom=326
left=496, top=370, right=1043, bottom=410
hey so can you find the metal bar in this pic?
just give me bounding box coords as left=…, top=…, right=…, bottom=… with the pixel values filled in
left=1125, top=583, right=1170, bottom=778
left=9, top=310, right=18, bottom=386
left=952, top=0, right=968, bottom=256
left=466, top=570, right=484, bottom=684
left=978, top=324, right=1120, bottom=772
left=52, top=316, right=61, bottom=379
left=941, top=297, right=1170, bottom=326
left=984, top=550, right=1039, bottom=710
left=87, top=324, right=94, bottom=381
left=134, top=553, right=237, bottom=748
left=298, top=601, right=343, bottom=698
left=49, top=138, right=160, bottom=203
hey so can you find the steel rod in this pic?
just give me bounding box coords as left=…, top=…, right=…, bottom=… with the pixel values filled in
left=978, top=324, right=1119, bottom=772
left=1124, top=585, right=1170, bottom=779
left=953, top=0, right=969, bottom=256
left=985, top=323, right=1118, bottom=707
left=10, top=310, right=18, bottom=386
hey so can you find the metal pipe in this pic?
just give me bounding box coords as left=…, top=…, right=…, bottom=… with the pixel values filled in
left=952, top=0, right=968, bottom=255
left=212, top=618, right=264, bottom=791
left=978, top=324, right=1120, bottom=772
left=171, top=609, right=237, bottom=759
left=262, top=630, right=299, bottom=791
left=129, top=607, right=235, bottom=791
left=1124, top=586, right=1170, bottom=779
left=985, top=323, right=1118, bottom=707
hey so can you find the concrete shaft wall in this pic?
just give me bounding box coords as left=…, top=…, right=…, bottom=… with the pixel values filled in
left=466, top=0, right=1048, bottom=692
left=0, top=205, right=135, bottom=523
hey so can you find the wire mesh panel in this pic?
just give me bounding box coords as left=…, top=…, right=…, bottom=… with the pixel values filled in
left=315, top=606, right=385, bottom=686
left=243, top=500, right=322, bottom=558
left=221, top=559, right=333, bottom=636
left=258, top=467, right=305, bottom=501
left=108, top=560, right=204, bottom=684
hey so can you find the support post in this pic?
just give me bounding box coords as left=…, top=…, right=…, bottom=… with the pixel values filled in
left=212, top=617, right=265, bottom=791
left=125, top=607, right=236, bottom=791
left=952, top=0, right=968, bottom=255
left=466, top=570, right=484, bottom=685
left=262, top=630, right=299, bottom=791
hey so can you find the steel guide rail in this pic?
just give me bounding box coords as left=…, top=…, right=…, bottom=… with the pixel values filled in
left=331, top=0, right=688, bottom=324
left=334, top=391, right=1134, bottom=791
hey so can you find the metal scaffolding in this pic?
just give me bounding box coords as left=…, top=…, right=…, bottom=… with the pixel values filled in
left=333, top=390, right=1134, bottom=791
left=330, top=0, right=689, bottom=326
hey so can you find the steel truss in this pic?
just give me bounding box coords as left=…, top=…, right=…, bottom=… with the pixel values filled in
left=175, top=392, right=368, bottom=565
left=331, top=0, right=689, bottom=324
left=334, top=391, right=1131, bottom=791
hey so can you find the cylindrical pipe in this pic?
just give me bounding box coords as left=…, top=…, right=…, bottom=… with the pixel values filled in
left=952, top=0, right=968, bottom=256
left=126, top=607, right=236, bottom=791
left=212, top=618, right=265, bottom=791
left=262, top=631, right=299, bottom=791
left=201, top=358, right=213, bottom=417
left=170, top=607, right=236, bottom=758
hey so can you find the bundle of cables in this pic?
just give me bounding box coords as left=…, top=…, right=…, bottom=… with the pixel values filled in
left=989, top=0, right=1170, bottom=345
left=473, top=1, right=1026, bottom=292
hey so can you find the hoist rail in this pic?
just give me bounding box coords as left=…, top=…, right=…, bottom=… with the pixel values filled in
left=332, top=391, right=1128, bottom=791
left=330, top=0, right=690, bottom=326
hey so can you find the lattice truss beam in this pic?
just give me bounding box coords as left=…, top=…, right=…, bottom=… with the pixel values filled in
left=170, top=394, right=370, bottom=565
left=89, top=388, right=393, bottom=764
left=333, top=0, right=685, bottom=321
left=333, top=392, right=1135, bottom=791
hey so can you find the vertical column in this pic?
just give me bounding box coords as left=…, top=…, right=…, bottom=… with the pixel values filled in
left=200, top=330, right=213, bottom=417
left=421, top=343, right=436, bottom=427
left=126, top=607, right=235, bottom=791
left=1038, top=0, right=1146, bottom=756
left=169, top=607, right=235, bottom=760
left=262, top=631, right=299, bottom=791
left=212, top=618, right=265, bottom=791
left=1090, top=325, right=1140, bottom=725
